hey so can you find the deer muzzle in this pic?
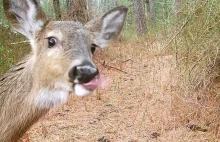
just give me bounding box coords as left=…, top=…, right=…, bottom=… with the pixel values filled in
left=68, top=60, right=100, bottom=96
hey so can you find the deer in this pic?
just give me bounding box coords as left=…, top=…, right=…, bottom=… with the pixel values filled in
left=0, top=0, right=128, bottom=141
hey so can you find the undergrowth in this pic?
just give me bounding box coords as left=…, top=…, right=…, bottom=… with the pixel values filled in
left=0, top=26, right=29, bottom=76
left=161, top=0, right=220, bottom=92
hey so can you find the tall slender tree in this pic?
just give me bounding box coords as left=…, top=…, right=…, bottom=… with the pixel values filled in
left=149, top=0, right=155, bottom=23
left=86, top=0, right=93, bottom=19
left=53, top=0, right=61, bottom=20
left=133, top=0, right=147, bottom=36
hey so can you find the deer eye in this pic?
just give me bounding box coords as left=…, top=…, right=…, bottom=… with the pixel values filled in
left=91, top=44, right=98, bottom=54
left=48, top=37, right=56, bottom=48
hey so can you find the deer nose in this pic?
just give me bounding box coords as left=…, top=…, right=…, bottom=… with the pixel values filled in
left=68, top=63, right=99, bottom=84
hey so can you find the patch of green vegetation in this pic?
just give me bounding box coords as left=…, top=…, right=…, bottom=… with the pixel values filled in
left=125, top=106, right=134, bottom=110
left=0, top=25, right=30, bottom=77
left=0, top=44, right=15, bottom=75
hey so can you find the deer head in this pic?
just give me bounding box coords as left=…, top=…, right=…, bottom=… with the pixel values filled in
left=3, top=0, right=127, bottom=108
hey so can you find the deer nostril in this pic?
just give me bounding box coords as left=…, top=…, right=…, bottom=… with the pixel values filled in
left=68, top=65, right=99, bottom=84
left=68, top=66, right=77, bottom=82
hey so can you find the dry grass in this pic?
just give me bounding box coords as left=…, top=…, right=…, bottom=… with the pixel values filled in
left=22, top=40, right=219, bottom=142
left=166, top=0, right=220, bottom=91
left=1, top=1, right=219, bottom=141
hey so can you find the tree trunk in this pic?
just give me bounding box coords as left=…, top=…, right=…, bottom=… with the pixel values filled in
left=133, top=0, right=147, bottom=36
left=53, top=0, right=61, bottom=20
left=149, top=0, right=155, bottom=23
left=67, top=0, right=89, bottom=23
left=86, top=0, right=93, bottom=19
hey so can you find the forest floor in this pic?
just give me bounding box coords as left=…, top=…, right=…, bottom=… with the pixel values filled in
left=23, top=40, right=219, bottom=142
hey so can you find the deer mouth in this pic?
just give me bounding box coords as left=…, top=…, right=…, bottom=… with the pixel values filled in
left=81, top=75, right=100, bottom=91
left=73, top=75, right=100, bottom=97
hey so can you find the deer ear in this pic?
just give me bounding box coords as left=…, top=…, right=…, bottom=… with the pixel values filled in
left=86, top=6, right=128, bottom=48
left=3, top=0, right=46, bottom=40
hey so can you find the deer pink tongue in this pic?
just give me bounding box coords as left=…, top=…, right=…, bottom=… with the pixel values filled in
left=82, top=76, right=100, bottom=91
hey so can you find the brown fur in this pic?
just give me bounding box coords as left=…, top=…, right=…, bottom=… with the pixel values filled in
left=0, top=0, right=127, bottom=141
left=0, top=58, right=49, bottom=141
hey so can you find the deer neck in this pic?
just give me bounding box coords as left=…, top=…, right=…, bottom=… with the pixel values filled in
left=0, top=57, right=49, bottom=142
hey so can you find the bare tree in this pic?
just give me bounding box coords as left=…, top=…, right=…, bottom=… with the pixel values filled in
left=67, top=0, right=89, bottom=23
left=53, top=0, right=61, bottom=20
left=133, top=0, right=147, bottom=36
left=103, top=0, right=108, bottom=12
left=174, top=0, right=181, bottom=16
left=112, top=0, right=118, bottom=7
left=149, top=0, right=155, bottom=23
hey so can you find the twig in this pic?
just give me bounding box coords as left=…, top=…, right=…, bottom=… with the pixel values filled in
left=97, top=59, right=129, bottom=74
left=105, top=65, right=128, bottom=74
left=122, top=58, right=132, bottom=63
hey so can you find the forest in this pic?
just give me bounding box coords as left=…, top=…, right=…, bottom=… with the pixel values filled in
left=0, top=0, right=219, bottom=141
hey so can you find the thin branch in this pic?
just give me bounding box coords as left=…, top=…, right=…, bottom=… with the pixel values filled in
left=105, top=64, right=128, bottom=74
left=122, top=58, right=132, bottom=63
